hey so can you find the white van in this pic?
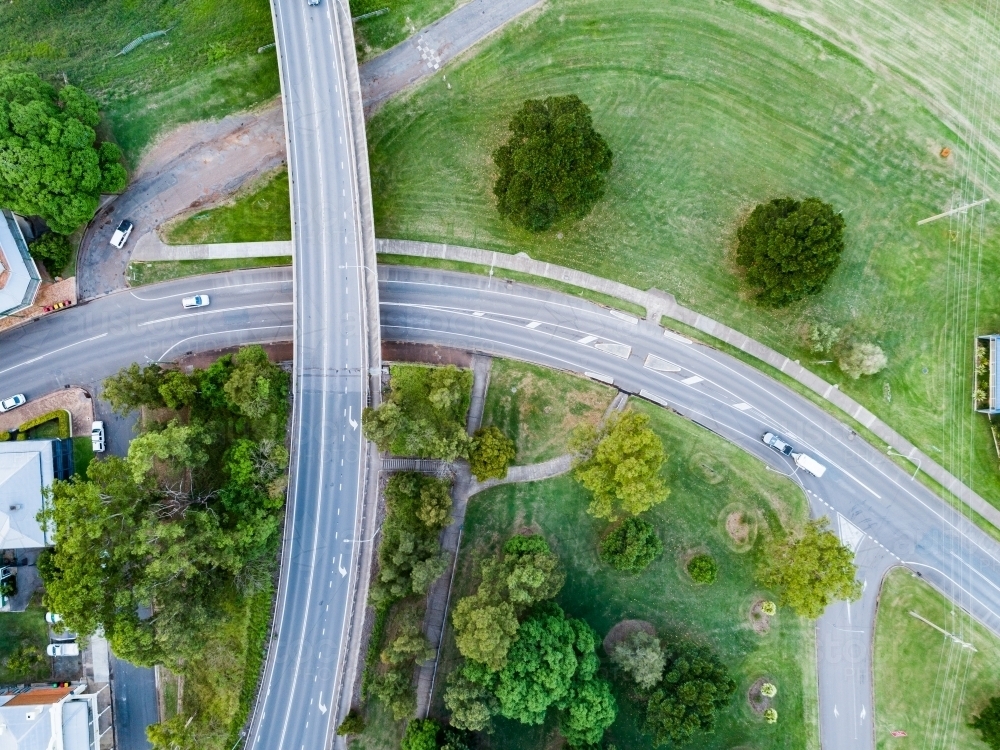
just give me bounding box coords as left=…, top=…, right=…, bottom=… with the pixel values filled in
left=91, top=421, right=105, bottom=453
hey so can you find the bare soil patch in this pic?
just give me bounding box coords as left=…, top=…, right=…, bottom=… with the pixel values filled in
left=747, top=676, right=774, bottom=715
left=721, top=503, right=758, bottom=552
left=602, top=619, right=655, bottom=656
left=382, top=342, right=473, bottom=368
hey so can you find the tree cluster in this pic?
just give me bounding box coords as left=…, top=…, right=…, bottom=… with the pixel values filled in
left=492, top=94, right=613, bottom=232
left=572, top=410, right=668, bottom=520
left=39, top=346, right=290, bottom=671
left=756, top=517, right=861, bottom=618
left=28, top=232, right=74, bottom=276
left=370, top=620, right=436, bottom=720
left=446, top=535, right=616, bottom=747
left=599, top=517, right=663, bottom=572
left=363, top=365, right=473, bottom=461
left=734, top=197, right=845, bottom=307
left=0, top=72, right=127, bottom=234
left=400, top=719, right=472, bottom=750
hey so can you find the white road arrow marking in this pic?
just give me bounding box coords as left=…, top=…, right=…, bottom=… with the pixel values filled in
left=834, top=705, right=839, bottom=718
left=348, top=406, right=358, bottom=431
left=318, top=692, right=327, bottom=714
left=860, top=705, right=866, bottom=721
left=338, top=554, right=347, bottom=577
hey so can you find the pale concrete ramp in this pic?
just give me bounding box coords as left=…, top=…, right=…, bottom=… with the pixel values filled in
left=131, top=232, right=292, bottom=261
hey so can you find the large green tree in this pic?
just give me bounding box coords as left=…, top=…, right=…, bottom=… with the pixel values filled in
left=28, top=232, right=73, bottom=275
left=643, top=641, right=736, bottom=746
left=599, top=517, right=663, bottom=572
left=572, top=411, right=668, bottom=520
left=734, top=196, right=846, bottom=307
left=610, top=630, right=664, bottom=690
left=469, top=426, right=516, bottom=481
left=492, top=94, right=613, bottom=231
left=972, top=697, right=1000, bottom=750
left=0, top=72, right=127, bottom=233
left=757, top=517, right=862, bottom=618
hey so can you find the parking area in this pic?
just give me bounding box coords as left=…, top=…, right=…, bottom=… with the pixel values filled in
left=0, top=386, right=95, bottom=436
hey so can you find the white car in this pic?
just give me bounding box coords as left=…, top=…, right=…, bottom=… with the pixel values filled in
left=182, top=295, right=210, bottom=309
left=0, top=567, right=14, bottom=581
left=0, top=394, right=26, bottom=413
left=91, top=421, right=105, bottom=453
left=45, top=612, right=63, bottom=624
left=47, top=642, right=79, bottom=657
left=110, top=219, right=134, bottom=249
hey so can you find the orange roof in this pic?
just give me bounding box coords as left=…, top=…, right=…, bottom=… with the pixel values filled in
left=4, top=687, right=72, bottom=706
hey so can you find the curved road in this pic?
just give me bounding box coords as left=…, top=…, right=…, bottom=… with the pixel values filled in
left=3, top=266, right=997, bottom=748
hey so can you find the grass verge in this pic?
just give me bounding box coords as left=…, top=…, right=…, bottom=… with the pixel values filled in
left=72, top=436, right=94, bottom=478
left=433, top=397, right=819, bottom=749
left=163, top=169, right=292, bottom=245
left=378, top=253, right=647, bottom=318
left=366, top=0, right=1000, bottom=511
left=128, top=257, right=291, bottom=286
left=873, top=567, right=1000, bottom=749
left=481, top=358, right=615, bottom=464
left=350, top=0, right=458, bottom=62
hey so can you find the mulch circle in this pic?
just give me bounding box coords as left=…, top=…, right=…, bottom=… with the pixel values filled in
left=749, top=598, right=772, bottom=634
left=747, top=676, right=774, bottom=715
left=602, top=619, right=656, bottom=656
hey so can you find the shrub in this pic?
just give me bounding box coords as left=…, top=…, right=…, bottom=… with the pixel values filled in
left=764, top=708, right=778, bottom=724
left=336, top=710, right=365, bottom=736
left=760, top=682, right=777, bottom=698
left=28, top=232, right=74, bottom=276
left=610, top=631, right=663, bottom=689
left=5, top=641, right=45, bottom=675
left=401, top=718, right=440, bottom=750
left=17, top=409, right=71, bottom=439
left=492, top=95, right=613, bottom=231
left=761, top=600, right=777, bottom=616
left=838, top=342, right=888, bottom=379
left=735, top=197, right=845, bottom=307
left=599, top=517, right=663, bottom=572
left=469, top=426, right=516, bottom=481
left=686, top=554, right=718, bottom=584
left=807, top=322, right=840, bottom=354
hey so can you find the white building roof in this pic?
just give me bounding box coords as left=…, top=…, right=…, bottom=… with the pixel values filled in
left=0, top=210, right=40, bottom=318
left=0, top=441, right=54, bottom=550
left=0, top=688, right=98, bottom=750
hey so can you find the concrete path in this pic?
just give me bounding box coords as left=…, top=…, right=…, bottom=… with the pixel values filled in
left=358, top=0, right=544, bottom=117
left=130, top=234, right=291, bottom=262
left=378, top=237, right=1000, bottom=531
left=77, top=104, right=287, bottom=300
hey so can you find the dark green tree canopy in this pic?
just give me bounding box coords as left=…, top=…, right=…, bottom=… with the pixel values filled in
left=599, top=517, right=663, bottom=572
left=734, top=197, right=845, bottom=307
left=972, top=696, right=1000, bottom=750
left=28, top=232, right=73, bottom=276
left=493, top=94, right=613, bottom=231
left=469, top=425, right=517, bottom=481
left=0, top=72, right=127, bottom=233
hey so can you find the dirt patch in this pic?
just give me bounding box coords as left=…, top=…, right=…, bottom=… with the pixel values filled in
left=602, top=619, right=655, bottom=656
left=382, top=342, right=473, bottom=368
left=749, top=599, right=772, bottom=634
left=747, top=676, right=774, bottom=715
left=727, top=513, right=751, bottom=544
left=171, top=342, right=293, bottom=371
left=721, top=503, right=758, bottom=552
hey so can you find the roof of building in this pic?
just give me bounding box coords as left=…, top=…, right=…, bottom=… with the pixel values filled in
left=0, top=688, right=97, bottom=750
left=2, top=688, right=72, bottom=707
left=0, top=440, right=54, bottom=550
left=0, top=210, right=40, bottom=318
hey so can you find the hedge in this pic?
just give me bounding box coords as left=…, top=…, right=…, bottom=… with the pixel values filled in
left=15, top=409, right=72, bottom=439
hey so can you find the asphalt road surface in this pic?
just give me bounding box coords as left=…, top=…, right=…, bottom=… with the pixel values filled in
left=246, top=0, right=371, bottom=747
left=110, top=654, right=158, bottom=750
left=4, top=266, right=1000, bottom=748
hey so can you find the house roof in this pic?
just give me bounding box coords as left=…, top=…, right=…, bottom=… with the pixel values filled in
left=0, top=210, right=40, bottom=318
left=0, top=689, right=97, bottom=750
left=0, top=441, right=54, bottom=550
left=3, top=688, right=72, bottom=707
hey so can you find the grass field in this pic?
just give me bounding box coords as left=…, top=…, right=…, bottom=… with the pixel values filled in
left=432, top=398, right=819, bottom=749
left=0, top=599, right=50, bottom=684
left=366, top=0, right=1000, bottom=508
left=128, top=256, right=291, bottom=286
left=873, top=568, right=1000, bottom=750
left=481, top=358, right=615, bottom=464
left=72, top=436, right=94, bottom=478
left=163, top=169, right=292, bottom=245
left=0, top=0, right=280, bottom=163
left=350, top=0, right=458, bottom=62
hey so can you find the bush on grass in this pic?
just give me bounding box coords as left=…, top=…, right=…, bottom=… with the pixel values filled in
left=599, top=517, right=663, bottom=572
left=17, top=409, right=71, bottom=439
left=492, top=95, right=613, bottom=232
left=336, top=709, right=365, bottom=736
left=764, top=708, right=778, bottom=724
left=469, top=426, right=516, bottom=481
left=5, top=641, right=45, bottom=675
left=610, top=631, right=663, bottom=690
left=401, top=718, right=440, bottom=750
left=734, top=197, right=845, bottom=307
left=838, top=342, right=888, bottom=379
left=29, top=232, right=74, bottom=276
left=686, top=554, right=718, bottom=584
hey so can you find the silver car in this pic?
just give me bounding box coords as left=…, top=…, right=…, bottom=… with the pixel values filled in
left=182, top=294, right=211, bottom=309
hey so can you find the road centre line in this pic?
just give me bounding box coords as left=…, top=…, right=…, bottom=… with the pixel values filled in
left=129, top=276, right=291, bottom=301
left=0, top=332, right=109, bottom=375
left=139, top=302, right=293, bottom=327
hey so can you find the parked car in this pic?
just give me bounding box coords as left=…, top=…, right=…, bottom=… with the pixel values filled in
left=0, top=394, right=26, bottom=413
left=0, top=566, right=14, bottom=581
left=110, top=219, right=134, bottom=249
left=761, top=431, right=794, bottom=456
left=91, top=421, right=105, bottom=453
left=51, top=628, right=78, bottom=642
left=182, top=294, right=210, bottom=309
left=45, top=612, right=63, bottom=625
left=47, top=642, right=79, bottom=657
left=308, top=0, right=320, bottom=6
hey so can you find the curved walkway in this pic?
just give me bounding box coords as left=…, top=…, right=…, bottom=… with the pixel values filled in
left=378, top=237, right=999, bottom=530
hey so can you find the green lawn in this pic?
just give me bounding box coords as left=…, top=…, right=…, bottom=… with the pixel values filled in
left=433, top=398, right=819, bottom=749
left=481, top=358, right=615, bottom=464
left=128, top=256, right=291, bottom=286
left=0, top=0, right=280, bottom=164
left=365, top=0, right=1000, bottom=509
left=873, top=568, right=1000, bottom=750
left=350, top=0, right=458, bottom=62
left=72, top=436, right=94, bottom=478
left=163, top=169, right=292, bottom=245
left=0, top=600, right=51, bottom=684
